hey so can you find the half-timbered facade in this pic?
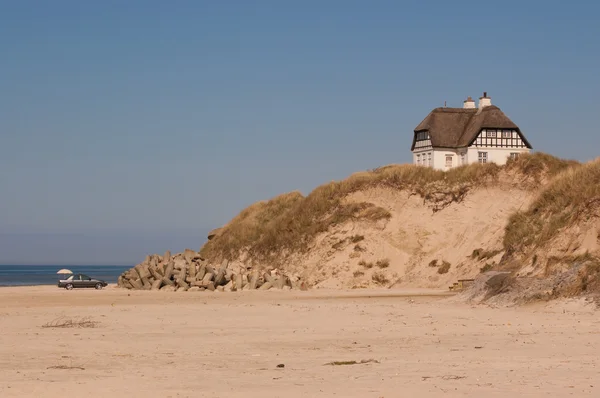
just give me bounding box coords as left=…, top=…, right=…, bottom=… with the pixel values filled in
left=411, top=92, right=532, bottom=170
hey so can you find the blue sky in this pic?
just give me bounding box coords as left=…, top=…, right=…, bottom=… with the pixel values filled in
left=1, top=0, right=599, bottom=265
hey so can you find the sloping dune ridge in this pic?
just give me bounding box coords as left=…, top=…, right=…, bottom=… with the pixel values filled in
left=122, top=153, right=600, bottom=305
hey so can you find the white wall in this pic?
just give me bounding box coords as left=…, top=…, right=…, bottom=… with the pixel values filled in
left=466, top=147, right=530, bottom=166
left=433, top=150, right=454, bottom=171
left=413, top=147, right=530, bottom=171
left=430, top=149, right=470, bottom=171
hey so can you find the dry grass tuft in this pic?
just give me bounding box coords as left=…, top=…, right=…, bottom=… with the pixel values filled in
left=428, top=258, right=451, bottom=274
left=349, top=235, right=365, bottom=243
left=376, top=258, right=390, bottom=268
left=47, top=365, right=86, bottom=371
left=470, top=248, right=502, bottom=261
left=371, top=271, right=390, bottom=285
left=331, top=239, right=347, bottom=250
left=480, top=262, right=495, bottom=273
left=353, top=244, right=366, bottom=252
left=360, top=206, right=392, bottom=221
left=42, top=316, right=98, bottom=329
left=359, top=260, right=373, bottom=269
left=437, top=261, right=451, bottom=274
left=324, top=359, right=380, bottom=366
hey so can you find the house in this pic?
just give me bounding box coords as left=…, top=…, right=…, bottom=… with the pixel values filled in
left=411, top=92, right=532, bottom=170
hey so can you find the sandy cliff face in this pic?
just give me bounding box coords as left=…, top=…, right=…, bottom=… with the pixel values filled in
left=200, top=154, right=576, bottom=292
left=274, top=185, right=534, bottom=290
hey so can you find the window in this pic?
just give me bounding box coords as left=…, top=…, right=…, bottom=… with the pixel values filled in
left=445, top=155, right=453, bottom=168
left=509, top=152, right=519, bottom=160
left=501, top=130, right=512, bottom=138
left=460, top=152, right=466, bottom=165
left=427, top=152, right=432, bottom=166
left=478, top=152, right=488, bottom=163
left=416, top=131, right=428, bottom=141
left=486, top=129, right=497, bottom=138
left=416, top=154, right=421, bottom=165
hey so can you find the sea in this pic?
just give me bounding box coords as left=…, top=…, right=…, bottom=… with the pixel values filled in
left=0, top=264, right=131, bottom=287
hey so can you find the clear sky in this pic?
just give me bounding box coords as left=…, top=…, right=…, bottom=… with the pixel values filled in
left=1, top=0, right=599, bottom=265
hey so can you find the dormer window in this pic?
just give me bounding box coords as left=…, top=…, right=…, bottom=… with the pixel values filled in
left=416, top=131, right=429, bottom=141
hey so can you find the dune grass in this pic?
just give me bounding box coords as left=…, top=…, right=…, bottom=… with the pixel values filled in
left=503, top=158, right=599, bottom=254
left=505, top=152, right=578, bottom=181
left=470, top=248, right=502, bottom=261
left=200, top=153, right=575, bottom=265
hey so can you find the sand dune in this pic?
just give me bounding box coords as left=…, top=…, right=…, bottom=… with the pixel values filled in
left=1, top=285, right=598, bottom=397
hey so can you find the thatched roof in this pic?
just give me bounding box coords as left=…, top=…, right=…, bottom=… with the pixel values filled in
left=411, top=105, right=532, bottom=150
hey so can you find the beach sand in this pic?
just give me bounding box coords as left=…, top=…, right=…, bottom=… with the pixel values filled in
left=0, top=285, right=598, bottom=397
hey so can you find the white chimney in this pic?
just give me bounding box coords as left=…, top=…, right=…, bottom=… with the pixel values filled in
left=479, top=91, right=492, bottom=108
left=463, top=96, right=475, bottom=109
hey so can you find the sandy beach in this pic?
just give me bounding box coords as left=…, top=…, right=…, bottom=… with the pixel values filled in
left=0, top=285, right=598, bottom=398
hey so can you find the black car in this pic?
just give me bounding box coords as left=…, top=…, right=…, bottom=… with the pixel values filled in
left=58, top=273, right=108, bottom=290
